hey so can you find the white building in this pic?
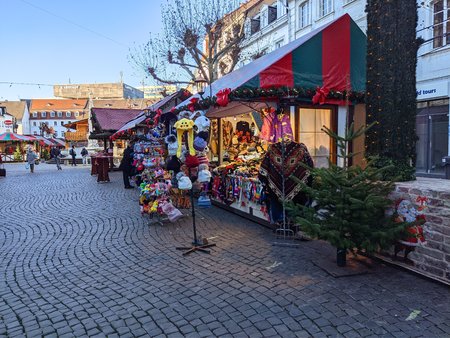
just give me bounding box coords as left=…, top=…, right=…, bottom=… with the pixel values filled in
left=0, top=101, right=31, bottom=135
left=238, top=0, right=450, bottom=177
left=29, top=99, right=88, bottom=138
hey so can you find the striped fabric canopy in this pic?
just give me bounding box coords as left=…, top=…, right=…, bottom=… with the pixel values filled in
left=0, top=132, right=33, bottom=142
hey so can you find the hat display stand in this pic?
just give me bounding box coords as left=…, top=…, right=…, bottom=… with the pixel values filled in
left=176, top=168, right=216, bottom=256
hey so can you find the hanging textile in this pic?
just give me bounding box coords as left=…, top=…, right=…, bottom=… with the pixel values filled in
left=259, top=141, right=313, bottom=201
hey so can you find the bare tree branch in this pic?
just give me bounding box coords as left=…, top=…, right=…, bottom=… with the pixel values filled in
left=129, top=0, right=247, bottom=87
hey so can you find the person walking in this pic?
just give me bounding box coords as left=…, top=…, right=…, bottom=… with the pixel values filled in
left=26, top=147, right=38, bottom=173
left=53, top=147, right=62, bottom=170
left=81, top=147, right=89, bottom=165
left=69, top=145, right=77, bottom=166
left=119, top=143, right=134, bottom=189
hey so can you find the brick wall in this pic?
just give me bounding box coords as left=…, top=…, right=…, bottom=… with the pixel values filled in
left=388, top=179, right=450, bottom=284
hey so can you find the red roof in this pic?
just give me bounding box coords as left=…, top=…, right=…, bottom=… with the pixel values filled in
left=92, top=108, right=142, bottom=131
left=31, top=99, right=87, bottom=111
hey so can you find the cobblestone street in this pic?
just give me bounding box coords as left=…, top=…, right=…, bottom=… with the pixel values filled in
left=1, top=164, right=450, bottom=338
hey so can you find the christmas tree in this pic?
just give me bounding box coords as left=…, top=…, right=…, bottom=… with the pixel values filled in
left=288, top=123, right=406, bottom=266
left=13, top=146, right=22, bottom=162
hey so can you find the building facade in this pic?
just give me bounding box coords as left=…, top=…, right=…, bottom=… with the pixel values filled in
left=29, top=99, right=88, bottom=138
left=237, top=0, right=450, bottom=177
left=53, top=83, right=144, bottom=100
left=140, top=85, right=178, bottom=100
left=0, top=101, right=30, bottom=135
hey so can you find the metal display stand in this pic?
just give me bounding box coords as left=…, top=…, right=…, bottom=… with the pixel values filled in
left=176, top=172, right=216, bottom=256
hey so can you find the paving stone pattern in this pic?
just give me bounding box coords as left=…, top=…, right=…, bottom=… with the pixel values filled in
left=1, top=164, right=450, bottom=338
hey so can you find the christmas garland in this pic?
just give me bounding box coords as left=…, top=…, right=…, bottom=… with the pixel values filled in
left=169, top=85, right=365, bottom=115
left=111, top=86, right=365, bottom=140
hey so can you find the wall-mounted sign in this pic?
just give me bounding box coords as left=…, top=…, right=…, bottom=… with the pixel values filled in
left=416, top=81, right=449, bottom=100
left=3, top=120, right=12, bottom=126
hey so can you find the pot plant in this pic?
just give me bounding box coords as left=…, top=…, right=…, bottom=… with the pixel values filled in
left=288, top=123, right=406, bottom=266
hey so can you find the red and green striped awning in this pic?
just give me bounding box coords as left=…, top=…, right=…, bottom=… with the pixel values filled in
left=174, top=14, right=366, bottom=114
left=240, top=14, right=366, bottom=93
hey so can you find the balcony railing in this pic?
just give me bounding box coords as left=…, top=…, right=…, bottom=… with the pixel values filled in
left=65, top=131, right=87, bottom=142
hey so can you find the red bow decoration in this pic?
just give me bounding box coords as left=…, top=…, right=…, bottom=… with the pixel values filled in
left=188, top=97, right=199, bottom=112
left=216, top=88, right=231, bottom=107
left=312, top=86, right=330, bottom=105
left=154, top=109, right=162, bottom=125
left=416, top=196, right=428, bottom=205
left=170, top=107, right=177, bottom=113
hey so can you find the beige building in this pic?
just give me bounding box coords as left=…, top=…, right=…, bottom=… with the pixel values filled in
left=54, top=82, right=144, bottom=100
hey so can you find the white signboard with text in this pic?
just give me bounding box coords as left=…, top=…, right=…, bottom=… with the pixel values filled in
left=416, top=81, right=449, bottom=100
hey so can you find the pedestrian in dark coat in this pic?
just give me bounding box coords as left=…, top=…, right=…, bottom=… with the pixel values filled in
left=120, top=143, right=134, bottom=189
left=69, top=145, right=77, bottom=166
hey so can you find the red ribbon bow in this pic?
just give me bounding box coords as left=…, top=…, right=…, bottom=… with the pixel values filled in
left=312, top=86, right=330, bottom=105
left=416, top=196, right=428, bottom=205
left=187, top=97, right=199, bottom=112
left=216, top=88, right=231, bottom=107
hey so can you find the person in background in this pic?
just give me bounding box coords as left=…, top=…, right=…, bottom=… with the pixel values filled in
left=26, top=147, right=38, bottom=173
left=69, top=145, right=77, bottom=166
left=119, top=143, right=134, bottom=189
left=81, top=147, right=89, bottom=165
left=52, top=147, right=62, bottom=170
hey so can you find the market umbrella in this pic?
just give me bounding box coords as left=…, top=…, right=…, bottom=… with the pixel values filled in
left=0, top=132, right=34, bottom=141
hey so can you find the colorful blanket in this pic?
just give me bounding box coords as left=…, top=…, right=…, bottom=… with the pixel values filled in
left=259, top=142, right=313, bottom=200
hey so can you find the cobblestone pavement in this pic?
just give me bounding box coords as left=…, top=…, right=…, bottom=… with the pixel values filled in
left=1, top=163, right=450, bottom=338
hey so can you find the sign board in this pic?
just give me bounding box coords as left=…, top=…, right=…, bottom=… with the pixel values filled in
left=3, top=120, right=12, bottom=126
left=416, top=81, right=449, bottom=100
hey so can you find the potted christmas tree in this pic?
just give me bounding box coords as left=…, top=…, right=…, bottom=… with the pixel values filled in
left=288, top=124, right=406, bottom=266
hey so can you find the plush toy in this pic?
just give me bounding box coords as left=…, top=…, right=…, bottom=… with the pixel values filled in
left=174, top=118, right=195, bottom=157
left=194, top=115, right=210, bottom=132
left=177, top=172, right=192, bottom=190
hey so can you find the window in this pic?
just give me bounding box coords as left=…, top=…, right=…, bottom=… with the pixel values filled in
left=33, top=122, right=37, bottom=127
left=32, top=112, right=37, bottom=118
left=274, top=39, right=284, bottom=50
left=66, top=112, right=71, bottom=117
left=61, top=131, right=65, bottom=137
left=433, top=0, right=450, bottom=48
left=57, top=111, right=62, bottom=117
left=50, top=111, right=55, bottom=117
left=33, top=131, right=37, bottom=135
left=54, top=121, right=57, bottom=126
left=268, top=5, right=277, bottom=24
left=251, top=16, right=261, bottom=35
left=74, top=111, right=79, bottom=117
left=41, top=112, right=46, bottom=118
left=54, top=131, right=58, bottom=137
left=61, top=121, right=64, bottom=126
left=319, top=0, right=333, bottom=17
left=299, top=1, right=311, bottom=28
left=297, top=108, right=333, bottom=168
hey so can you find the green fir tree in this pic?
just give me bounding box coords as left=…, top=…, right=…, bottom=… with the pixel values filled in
left=288, top=124, right=406, bottom=265
left=13, top=146, right=23, bottom=162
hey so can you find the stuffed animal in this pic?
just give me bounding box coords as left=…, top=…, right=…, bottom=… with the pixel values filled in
left=194, top=115, right=210, bottom=132
left=174, top=118, right=195, bottom=157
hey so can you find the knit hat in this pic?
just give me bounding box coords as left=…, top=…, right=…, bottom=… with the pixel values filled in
left=193, top=136, right=207, bottom=151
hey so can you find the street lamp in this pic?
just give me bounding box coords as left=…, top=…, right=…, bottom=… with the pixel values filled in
left=194, top=77, right=208, bottom=97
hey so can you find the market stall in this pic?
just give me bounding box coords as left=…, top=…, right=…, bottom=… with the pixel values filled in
left=169, top=14, right=367, bottom=226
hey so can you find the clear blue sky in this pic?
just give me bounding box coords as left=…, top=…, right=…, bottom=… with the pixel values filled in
left=0, top=0, right=164, bottom=100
